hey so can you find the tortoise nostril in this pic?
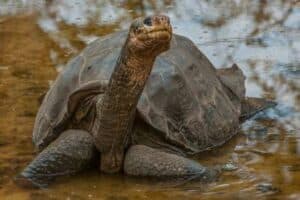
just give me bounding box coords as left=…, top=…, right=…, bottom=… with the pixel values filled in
left=153, top=15, right=170, bottom=25
left=143, top=17, right=152, bottom=26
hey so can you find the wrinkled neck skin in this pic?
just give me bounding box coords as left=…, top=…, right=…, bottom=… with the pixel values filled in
left=93, top=38, right=156, bottom=173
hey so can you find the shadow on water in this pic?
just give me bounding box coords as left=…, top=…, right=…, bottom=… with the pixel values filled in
left=0, top=0, right=299, bottom=199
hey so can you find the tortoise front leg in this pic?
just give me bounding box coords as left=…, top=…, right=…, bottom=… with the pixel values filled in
left=15, top=130, right=97, bottom=188
left=124, top=145, right=219, bottom=181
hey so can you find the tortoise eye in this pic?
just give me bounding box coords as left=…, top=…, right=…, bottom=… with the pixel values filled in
left=143, top=17, right=152, bottom=26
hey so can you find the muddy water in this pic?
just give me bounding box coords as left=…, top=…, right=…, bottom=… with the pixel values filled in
left=0, top=0, right=299, bottom=199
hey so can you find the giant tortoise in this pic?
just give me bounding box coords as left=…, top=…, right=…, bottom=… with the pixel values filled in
left=15, top=15, right=275, bottom=188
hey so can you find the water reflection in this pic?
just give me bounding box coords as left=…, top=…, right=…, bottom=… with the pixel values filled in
left=0, top=0, right=299, bottom=199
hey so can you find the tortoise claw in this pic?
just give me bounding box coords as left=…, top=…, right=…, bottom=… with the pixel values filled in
left=14, top=173, right=49, bottom=189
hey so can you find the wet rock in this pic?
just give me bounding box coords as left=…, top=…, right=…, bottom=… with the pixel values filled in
left=222, top=163, right=238, bottom=171
left=256, top=182, right=279, bottom=193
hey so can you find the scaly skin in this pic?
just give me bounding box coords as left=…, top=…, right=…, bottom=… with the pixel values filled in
left=93, top=15, right=172, bottom=173
left=124, top=145, right=219, bottom=182
left=93, top=53, right=155, bottom=173
left=15, top=130, right=97, bottom=188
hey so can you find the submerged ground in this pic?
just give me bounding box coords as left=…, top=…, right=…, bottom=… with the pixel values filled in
left=0, top=0, right=299, bottom=199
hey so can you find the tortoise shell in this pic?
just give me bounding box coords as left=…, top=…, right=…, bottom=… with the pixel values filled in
left=33, top=31, right=243, bottom=154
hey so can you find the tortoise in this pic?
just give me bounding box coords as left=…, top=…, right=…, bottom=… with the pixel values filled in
left=15, top=15, right=275, bottom=188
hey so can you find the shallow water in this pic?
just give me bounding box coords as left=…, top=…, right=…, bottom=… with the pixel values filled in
left=0, top=0, right=299, bottom=199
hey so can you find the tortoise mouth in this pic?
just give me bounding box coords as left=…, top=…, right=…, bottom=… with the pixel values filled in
left=136, top=26, right=172, bottom=42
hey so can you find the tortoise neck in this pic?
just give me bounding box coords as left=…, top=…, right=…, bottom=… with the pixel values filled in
left=93, top=40, right=156, bottom=173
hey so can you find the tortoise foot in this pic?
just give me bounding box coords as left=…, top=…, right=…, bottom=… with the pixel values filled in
left=15, top=130, right=97, bottom=188
left=124, top=145, right=220, bottom=182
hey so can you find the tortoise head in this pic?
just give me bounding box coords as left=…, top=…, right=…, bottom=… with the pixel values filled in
left=127, top=15, right=172, bottom=56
